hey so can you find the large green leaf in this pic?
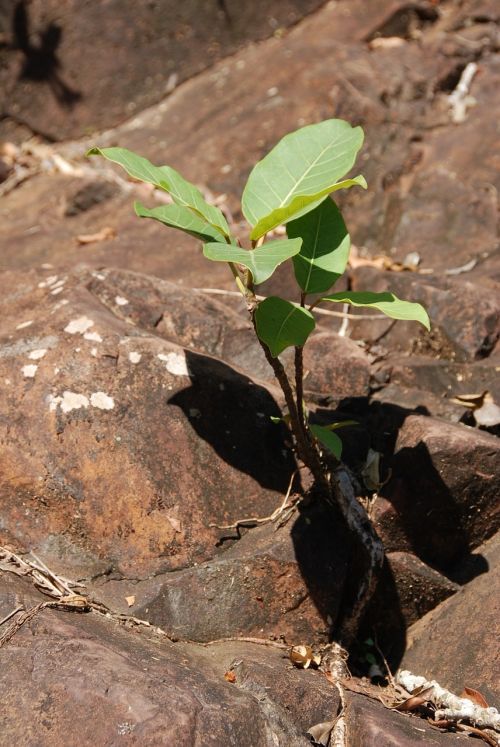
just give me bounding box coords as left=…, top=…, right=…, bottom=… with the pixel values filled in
left=203, top=238, right=302, bottom=285
left=135, top=202, right=225, bottom=243
left=87, top=147, right=230, bottom=238
left=255, top=297, right=315, bottom=357
left=309, top=425, right=342, bottom=459
left=241, top=119, right=366, bottom=240
left=321, top=291, right=430, bottom=330
left=287, top=198, right=350, bottom=294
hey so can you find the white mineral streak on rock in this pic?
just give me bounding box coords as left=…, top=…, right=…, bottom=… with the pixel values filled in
left=115, top=296, right=129, bottom=306
left=64, top=316, right=94, bottom=335
left=51, top=287, right=64, bottom=295
left=158, top=351, right=189, bottom=376
left=60, top=391, right=89, bottom=412
left=128, top=351, right=141, bottom=363
left=22, top=364, right=38, bottom=378
left=28, top=349, right=48, bottom=360
left=83, top=331, right=103, bottom=342
left=48, top=394, right=61, bottom=411
left=90, top=392, right=115, bottom=410
left=38, top=275, right=58, bottom=288
left=16, top=320, right=33, bottom=330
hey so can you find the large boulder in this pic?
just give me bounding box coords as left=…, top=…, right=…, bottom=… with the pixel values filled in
left=0, top=0, right=327, bottom=141
left=0, top=266, right=296, bottom=579
left=402, top=531, right=500, bottom=704
left=373, top=415, right=500, bottom=570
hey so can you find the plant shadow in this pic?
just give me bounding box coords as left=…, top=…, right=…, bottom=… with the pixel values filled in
left=7, top=1, right=81, bottom=108
left=298, top=397, right=488, bottom=670
left=168, top=349, right=297, bottom=495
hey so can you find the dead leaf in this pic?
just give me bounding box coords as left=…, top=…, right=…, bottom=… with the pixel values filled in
left=394, top=687, right=434, bottom=712
left=76, top=227, right=116, bottom=244
left=451, top=391, right=500, bottom=427
left=166, top=515, right=182, bottom=533
left=451, top=391, right=487, bottom=408
left=224, top=670, right=236, bottom=683
left=460, top=686, right=489, bottom=708
left=306, top=720, right=335, bottom=746
left=125, top=595, right=135, bottom=607
left=289, top=644, right=320, bottom=669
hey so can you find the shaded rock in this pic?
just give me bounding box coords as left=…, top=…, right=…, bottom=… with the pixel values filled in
left=367, top=551, right=459, bottom=665
left=94, top=502, right=352, bottom=646
left=0, top=266, right=295, bottom=579
left=0, top=0, right=327, bottom=141
left=373, top=415, right=500, bottom=569
left=0, top=574, right=315, bottom=746
left=402, top=531, right=500, bottom=704
left=0, top=573, right=476, bottom=746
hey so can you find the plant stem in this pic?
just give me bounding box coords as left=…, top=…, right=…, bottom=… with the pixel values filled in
left=255, top=332, right=326, bottom=488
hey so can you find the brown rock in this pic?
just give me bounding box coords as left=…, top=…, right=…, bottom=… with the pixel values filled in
left=0, top=267, right=295, bottom=579
left=0, top=573, right=475, bottom=746
left=302, top=333, right=371, bottom=400
left=350, top=268, right=500, bottom=362
left=374, top=415, right=500, bottom=568
left=368, top=551, right=459, bottom=664
left=94, top=502, right=352, bottom=646
left=0, top=0, right=327, bottom=142
left=402, top=531, right=500, bottom=704
left=0, top=574, right=320, bottom=746
left=345, top=691, right=471, bottom=746
left=371, top=382, right=467, bottom=423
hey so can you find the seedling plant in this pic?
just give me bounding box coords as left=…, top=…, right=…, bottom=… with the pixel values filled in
left=89, top=119, right=429, bottom=645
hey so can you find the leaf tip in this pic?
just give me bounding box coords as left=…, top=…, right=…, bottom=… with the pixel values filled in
left=86, top=147, right=100, bottom=157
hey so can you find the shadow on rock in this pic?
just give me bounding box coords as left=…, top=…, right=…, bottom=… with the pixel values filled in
left=168, top=349, right=297, bottom=494
left=9, top=1, right=81, bottom=108
left=291, top=499, right=353, bottom=636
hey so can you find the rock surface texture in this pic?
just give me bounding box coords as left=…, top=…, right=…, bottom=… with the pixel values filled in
left=1, top=0, right=499, bottom=744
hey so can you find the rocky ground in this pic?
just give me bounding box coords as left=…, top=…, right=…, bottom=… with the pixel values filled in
left=0, top=1, right=499, bottom=745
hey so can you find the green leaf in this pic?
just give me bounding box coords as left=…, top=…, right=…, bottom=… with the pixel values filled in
left=321, top=291, right=430, bottom=330
left=287, top=198, right=350, bottom=294
left=241, top=119, right=366, bottom=240
left=135, top=202, right=225, bottom=243
left=255, top=297, right=315, bottom=357
left=309, top=425, right=342, bottom=459
left=203, top=238, right=302, bottom=285
left=87, top=147, right=230, bottom=238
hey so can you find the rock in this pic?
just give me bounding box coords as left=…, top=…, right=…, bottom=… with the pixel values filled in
left=0, top=0, right=327, bottom=142
left=0, top=574, right=324, bottom=746
left=373, top=415, right=500, bottom=569
left=371, top=382, right=467, bottom=423
left=377, top=356, right=500, bottom=407
left=0, top=573, right=476, bottom=746
left=349, top=268, right=500, bottom=361
left=402, top=532, right=500, bottom=704
left=344, top=690, right=471, bottom=746
left=0, top=266, right=295, bottom=579
left=93, top=502, right=352, bottom=646
left=302, top=333, right=371, bottom=401
left=367, top=551, right=459, bottom=665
